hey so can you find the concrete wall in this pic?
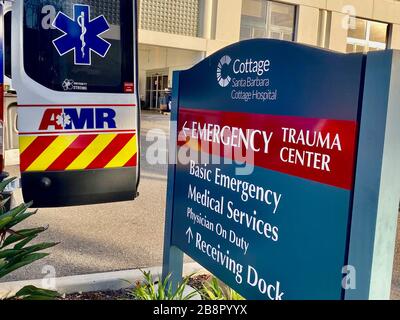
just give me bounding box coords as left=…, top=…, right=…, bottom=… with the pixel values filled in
left=390, top=24, right=400, bottom=50
left=139, top=29, right=207, bottom=52
left=326, top=0, right=374, bottom=18
left=296, top=5, right=320, bottom=46
left=374, top=0, right=400, bottom=24
left=214, top=0, right=243, bottom=43
left=326, top=0, right=400, bottom=25
left=328, top=11, right=348, bottom=52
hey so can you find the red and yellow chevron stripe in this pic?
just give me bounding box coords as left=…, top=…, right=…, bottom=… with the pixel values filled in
left=19, top=133, right=137, bottom=172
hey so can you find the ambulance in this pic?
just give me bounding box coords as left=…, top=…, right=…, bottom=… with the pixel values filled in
left=0, top=0, right=140, bottom=207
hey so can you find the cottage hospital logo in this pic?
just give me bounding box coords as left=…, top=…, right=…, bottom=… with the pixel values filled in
left=52, top=4, right=111, bottom=66
left=217, top=55, right=232, bottom=87
left=217, top=55, right=272, bottom=88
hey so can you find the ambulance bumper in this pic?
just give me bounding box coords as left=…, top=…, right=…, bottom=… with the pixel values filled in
left=21, top=167, right=138, bottom=207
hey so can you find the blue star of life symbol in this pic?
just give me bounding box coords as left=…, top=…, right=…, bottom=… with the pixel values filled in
left=52, top=4, right=111, bottom=66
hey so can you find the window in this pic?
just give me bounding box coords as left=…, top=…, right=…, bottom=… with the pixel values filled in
left=240, top=0, right=296, bottom=41
left=23, top=0, right=134, bottom=93
left=346, top=18, right=388, bottom=53
left=145, top=72, right=168, bottom=109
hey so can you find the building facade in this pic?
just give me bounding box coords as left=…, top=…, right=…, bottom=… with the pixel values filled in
left=138, top=0, right=400, bottom=109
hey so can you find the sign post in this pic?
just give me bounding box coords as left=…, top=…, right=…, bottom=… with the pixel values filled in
left=162, top=39, right=400, bottom=300
left=346, top=51, right=400, bottom=299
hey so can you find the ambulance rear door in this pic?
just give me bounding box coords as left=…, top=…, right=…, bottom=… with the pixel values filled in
left=12, top=0, right=140, bottom=207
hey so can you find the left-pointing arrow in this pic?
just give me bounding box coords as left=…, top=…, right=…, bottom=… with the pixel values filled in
left=186, top=227, right=194, bottom=244
left=182, top=121, right=189, bottom=138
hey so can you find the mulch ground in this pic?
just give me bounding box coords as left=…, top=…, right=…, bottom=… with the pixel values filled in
left=61, top=290, right=131, bottom=300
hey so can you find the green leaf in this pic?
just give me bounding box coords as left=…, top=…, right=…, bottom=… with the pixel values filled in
left=0, top=258, right=7, bottom=269
left=0, top=194, right=59, bottom=299
left=1, top=227, right=47, bottom=249
left=0, top=197, right=10, bottom=209
left=15, top=285, right=60, bottom=300
left=5, top=243, right=57, bottom=268
left=0, top=177, right=17, bottom=193
left=131, top=271, right=197, bottom=301
left=12, top=242, right=58, bottom=258
left=0, top=249, right=21, bottom=259
left=0, top=203, right=31, bottom=229
left=0, top=216, right=13, bottom=230
left=13, top=235, right=37, bottom=250
left=0, top=253, right=49, bottom=278
left=200, top=277, right=244, bottom=300
left=6, top=210, right=38, bottom=229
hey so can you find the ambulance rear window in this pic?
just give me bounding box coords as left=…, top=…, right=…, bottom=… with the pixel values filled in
left=23, top=0, right=134, bottom=93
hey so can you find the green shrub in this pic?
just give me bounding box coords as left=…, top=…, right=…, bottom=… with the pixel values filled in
left=200, top=277, right=245, bottom=300
left=129, top=270, right=197, bottom=300
left=0, top=177, right=59, bottom=300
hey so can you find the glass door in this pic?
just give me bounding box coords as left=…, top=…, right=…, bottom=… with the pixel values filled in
left=145, top=73, right=168, bottom=109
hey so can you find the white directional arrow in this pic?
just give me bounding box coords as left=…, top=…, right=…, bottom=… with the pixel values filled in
left=186, top=227, right=194, bottom=244
left=182, top=121, right=189, bottom=138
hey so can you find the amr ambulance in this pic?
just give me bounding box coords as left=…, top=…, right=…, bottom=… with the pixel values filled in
left=1, top=0, right=140, bottom=207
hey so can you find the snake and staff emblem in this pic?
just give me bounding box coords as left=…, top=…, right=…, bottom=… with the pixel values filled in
left=77, top=11, right=87, bottom=59
left=52, top=4, right=112, bottom=66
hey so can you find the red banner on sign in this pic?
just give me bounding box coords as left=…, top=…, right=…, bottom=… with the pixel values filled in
left=178, top=108, right=358, bottom=190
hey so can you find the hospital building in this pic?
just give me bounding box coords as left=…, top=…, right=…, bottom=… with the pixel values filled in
left=137, top=0, right=400, bottom=109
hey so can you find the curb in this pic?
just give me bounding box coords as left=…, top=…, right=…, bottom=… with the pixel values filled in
left=0, top=262, right=207, bottom=296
